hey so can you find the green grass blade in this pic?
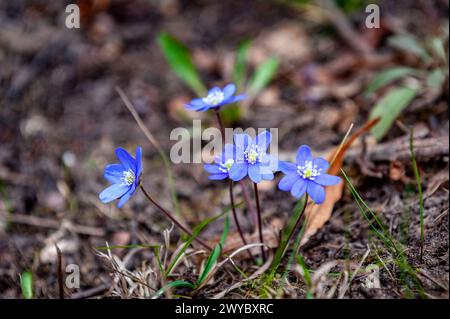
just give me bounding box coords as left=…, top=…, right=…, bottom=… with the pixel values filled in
left=20, top=271, right=33, bottom=299
left=369, top=86, right=417, bottom=140
left=268, top=196, right=306, bottom=277
left=248, top=57, right=279, bottom=96
left=157, top=32, right=206, bottom=96
left=152, top=280, right=196, bottom=299
left=166, top=204, right=240, bottom=275
left=388, top=34, right=430, bottom=61
left=409, top=127, right=424, bottom=258
left=365, top=67, right=419, bottom=96
left=196, top=214, right=229, bottom=286
left=232, top=39, right=251, bottom=89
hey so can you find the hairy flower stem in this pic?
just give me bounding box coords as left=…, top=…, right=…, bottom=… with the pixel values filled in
left=214, top=110, right=254, bottom=262
left=253, top=182, right=266, bottom=262
left=229, top=180, right=256, bottom=262
left=139, top=184, right=212, bottom=251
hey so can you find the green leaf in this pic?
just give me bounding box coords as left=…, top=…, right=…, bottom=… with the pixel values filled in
left=248, top=57, right=279, bottom=95
left=152, top=280, right=196, bottom=299
left=165, top=204, right=240, bottom=275
left=20, top=271, right=33, bottom=299
left=429, top=37, right=448, bottom=64
left=268, top=197, right=307, bottom=277
left=426, top=69, right=446, bottom=88
left=388, top=35, right=429, bottom=61
left=232, top=39, right=252, bottom=89
left=157, top=32, right=206, bottom=96
left=196, top=215, right=229, bottom=286
left=365, top=67, right=419, bottom=96
left=369, top=87, right=417, bottom=140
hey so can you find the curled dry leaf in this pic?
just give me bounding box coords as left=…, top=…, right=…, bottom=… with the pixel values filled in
left=301, top=118, right=380, bottom=245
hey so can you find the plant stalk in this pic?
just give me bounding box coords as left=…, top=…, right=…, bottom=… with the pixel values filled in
left=253, top=182, right=266, bottom=262
left=139, top=184, right=212, bottom=251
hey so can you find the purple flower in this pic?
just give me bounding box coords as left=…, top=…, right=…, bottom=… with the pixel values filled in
left=229, top=131, right=278, bottom=183
left=278, top=145, right=340, bottom=204
left=185, top=83, right=246, bottom=112
left=99, top=146, right=142, bottom=208
left=204, top=144, right=236, bottom=180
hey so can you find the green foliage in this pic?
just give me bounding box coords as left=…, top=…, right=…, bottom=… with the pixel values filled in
left=369, top=87, right=417, bottom=140
left=366, top=28, right=448, bottom=140
left=157, top=32, right=206, bottom=96
left=268, top=197, right=306, bottom=278
left=152, top=280, right=196, bottom=299
left=248, top=57, right=280, bottom=96
left=409, top=128, right=424, bottom=258
left=341, top=170, right=425, bottom=298
left=232, top=39, right=252, bottom=89
left=388, top=34, right=430, bottom=60
left=20, top=271, right=33, bottom=299
left=365, top=67, right=419, bottom=96
left=196, top=215, right=229, bottom=286
left=166, top=210, right=228, bottom=275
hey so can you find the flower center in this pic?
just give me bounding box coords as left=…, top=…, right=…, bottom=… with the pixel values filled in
left=244, top=145, right=264, bottom=165
left=122, top=169, right=136, bottom=186
left=297, top=161, right=321, bottom=180
left=219, top=158, right=235, bottom=173
left=203, top=91, right=224, bottom=105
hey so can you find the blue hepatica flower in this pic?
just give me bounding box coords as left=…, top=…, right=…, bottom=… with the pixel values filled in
left=185, top=83, right=246, bottom=112
left=278, top=145, right=341, bottom=204
left=204, top=144, right=237, bottom=180
left=99, top=146, right=142, bottom=208
left=229, top=131, right=278, bottom=184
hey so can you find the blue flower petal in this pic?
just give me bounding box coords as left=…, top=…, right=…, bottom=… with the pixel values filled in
left=115, top=148, right=136, bottom=171
left=208, top=173, right=228, bottom=180
left=229, top=162, right=248, bottom=181
left=279, top=161, right=297, bottom=174
left=314, top=174, right=341, bottom=186
left=248, top=164, right=262, bottom=183
left=204, top=164, right=223, bottom=174
left=307, top=181, right=325, bottom=204
left=261, top=154, right=278, bottom=172
left=104, top=164, right=125, bottom=184
left=99, top=183, right=130, bottom=203
left=256, top=131, right=272, bottom=152
left=278, top=174, right=300, bottom=191
left=234, top=133, right=252, bottom=151
left=296, top=145, right=312, bottom=166
left=291, top=179, right=307, bottom=198
left=223, top=144, right=236, bottom=162
left=262, top=173, right=274, bottom=180
left=313, top=157, right=329, bottom=173
left=224, top=94, right=246, bottom=104
left=135, top=146, right=142, bottom=179
left=222, top=83, right=236, bottom=100
left=118, top=184, right=136, bottom=208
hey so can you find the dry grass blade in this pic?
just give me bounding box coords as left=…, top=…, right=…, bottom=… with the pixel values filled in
left=212, top=252, right=273, bottom=299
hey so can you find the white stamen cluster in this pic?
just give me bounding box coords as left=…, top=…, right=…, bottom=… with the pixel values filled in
left=218, top=158, right=235, bottom=173
left=297, top=161, right=321, bottom=180
left=203, top=91, right=224, bottom=105
left=244, top=145, right=264, bottom=164
left=121, top=169, right=136, bottom=186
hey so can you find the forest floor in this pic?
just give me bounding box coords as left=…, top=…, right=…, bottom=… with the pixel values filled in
left=0, top=0, right=448, bottom=299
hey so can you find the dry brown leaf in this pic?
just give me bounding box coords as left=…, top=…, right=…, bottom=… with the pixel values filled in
left=301, top=118, right=380, bottom=245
